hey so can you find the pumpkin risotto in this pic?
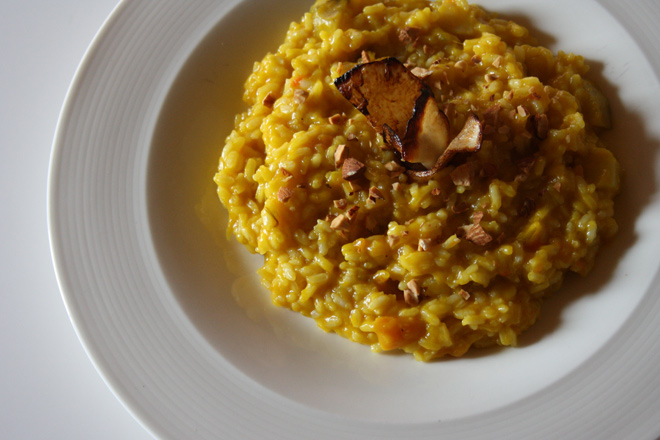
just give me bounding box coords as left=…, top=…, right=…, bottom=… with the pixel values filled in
left=214, top=0, right=620, bottom=361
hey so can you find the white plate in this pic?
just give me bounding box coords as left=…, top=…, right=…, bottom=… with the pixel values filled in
left=49, top=0, right=660, bottom=438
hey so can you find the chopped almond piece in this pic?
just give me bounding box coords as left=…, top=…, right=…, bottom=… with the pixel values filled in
left=346, top=205, right=360, bottom=221
left=553, top=181, right=562, bottom=192
left=411, top=66, right=433, bottom=79
left=342, top=157, right=365, bottom=181
left=279, top=167, right=293, bottom=179
left=347, top=132, right=358, bottom=141
left=450, top=162, right=475, bottom=187
left=458, top=289, right=471, bottom=300
left=392, top=182, right=402, bottom=191
left=368, top=186, right=385, bottom=203
left=454, top=60, right=468, bottom=71
left=404, top=279, right=422, bottom=306
left=262, top=92, right=276, bottom=107
left=516, top=156, right=535, bottom=175
left=293, top=89, right=309, bottom=105
left=277, top=187, right=294, bottom=203
left=465, top=224, right=492, bottom=246
left=334, top=144, right=349, bottom=168
left=398, top=26, right=421, bottom=44
left=384, top=161, right=405, bottom=177
left=485, top=73, right=499, bottom=83
left=492, top=56, right=502, bottom=68
left=471, top=55, right=482, bottom=65
left=532, top=113, right=549, bottom=139
left=517, top=105, right=528, bottom=117
left=333, top=198, right=348, bottom=209
left=330, top=214, right=350, bottom=231
left=418, top=238, right=432, bottom=251
left=328, top=113, right=346, bottom=125
left=361, top=50, right=371, bottom=64
left=387, top=235, right=400, bottom=247
left=504, top=90, right=514, bottom=101
left=472, top=210, right=485, bottom=224
left=431, top=187, right=442, bottom=196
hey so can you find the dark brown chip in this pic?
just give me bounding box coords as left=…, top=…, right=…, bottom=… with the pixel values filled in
left=516, top=156, right=536, bottom=175
left=334, top=144, right=349, bottom=168
left=342, top=157, right=366, bottom=181
left=277, top=187, right=294, bottom=203
left=262, top=92, right=276, bottom=107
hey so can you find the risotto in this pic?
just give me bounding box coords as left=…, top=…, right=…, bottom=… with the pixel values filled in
left=214, top=0, right=620, bottom=361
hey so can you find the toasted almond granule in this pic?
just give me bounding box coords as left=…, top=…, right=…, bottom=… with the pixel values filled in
left=411, top=66, right=433, bottom=79
left=342, top=157, right=365, bottom=181
left=492, top=56, right=502, bottom=68
left=277, top=187, right=294, bottom=203
left=485, top=73, right=499, bottom=83
left=368, top=186, right=385, bottom=202
left=454, top=59, right=468, bottom=71
left=450, top=162, right=475, bottom=187
left=418, top=238, right=432, bottom=251
left=361, top=50, right=371, bottom=64
left=431, top=187, right=442, bottom=196
left=347, top=132, right=358, bottom=141
left=471, top=55, right=482, bottom=65
left=553, top=181, right=562, bottom=192
left=465, top=224, right=492, bottom=246
left=293, top=89, right=308, bottom=105
left=262, top=92, right=276, bottom=107
left=279, top=167, right=293, bottom=179
left=384, top=161, right=405, bottom=177
left=533, top=113, right=549, bottom=139
left=458, top=289, right=471, bottom=300
left=472, top=210, right=484, bottom=225
left=517, top=105, right=528, bottom=117
left=392, top=182, right=402, bottom=191
left=387, top=235, right=400, bottom=247
left=333, top=198, right=348, bottom=209
left=398, top=26, right=421, bottom=44
left=328, top=113, right=346, bottom=125
left=405, top=279, right=422, bottom=305
left=346, top=205, right=360, bottom=221
left=334, top=144, right=349, bottom=168
left=504, top=90, right=515, bottom=100
left=330, top=214, right=350, bottom=231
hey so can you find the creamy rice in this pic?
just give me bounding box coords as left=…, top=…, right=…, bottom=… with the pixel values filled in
left=214, top=0, right=620, bottom=361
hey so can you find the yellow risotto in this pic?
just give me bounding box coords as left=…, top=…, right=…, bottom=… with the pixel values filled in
left=214, top=0, right=620, bottom=361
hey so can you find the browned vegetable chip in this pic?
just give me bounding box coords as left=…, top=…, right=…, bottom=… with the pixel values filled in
left=334, top=57, right=451, bottom=169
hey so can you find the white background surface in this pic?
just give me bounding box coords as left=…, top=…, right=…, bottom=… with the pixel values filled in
left=1, top=1, right=152, bottom=438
